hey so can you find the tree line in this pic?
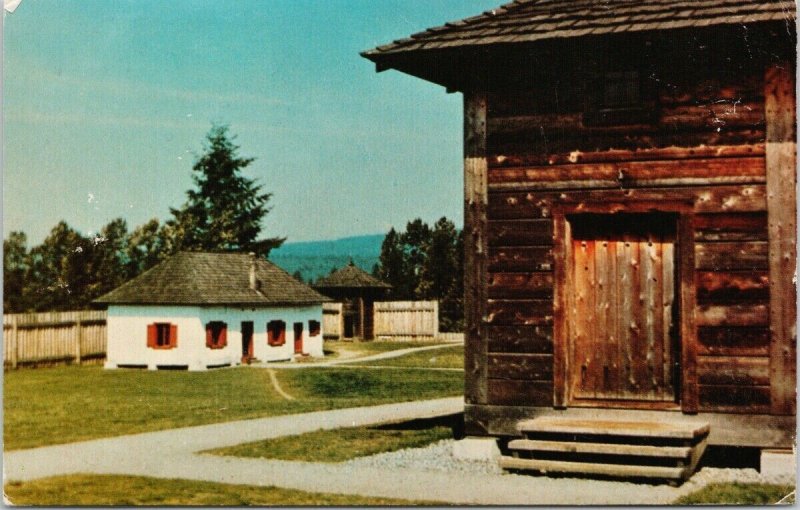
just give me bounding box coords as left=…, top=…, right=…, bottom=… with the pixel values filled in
left=372, top=218, right=464, bottom=332
left=4, top=125, right=283, bottom=313
left=4, top=124, right=467, bottom=330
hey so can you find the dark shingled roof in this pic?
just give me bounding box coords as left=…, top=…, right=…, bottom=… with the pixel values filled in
left=314, top=262, right=391, bottom=290
left=363, top=0, right=795, bottom=57
left=95, top=252, right=330, bottom=306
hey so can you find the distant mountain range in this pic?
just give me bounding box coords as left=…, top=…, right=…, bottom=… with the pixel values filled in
left=268, top=234, right=384, bottom=284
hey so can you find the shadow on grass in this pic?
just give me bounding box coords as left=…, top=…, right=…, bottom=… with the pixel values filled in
left=373, top=412, right=465, bottom=440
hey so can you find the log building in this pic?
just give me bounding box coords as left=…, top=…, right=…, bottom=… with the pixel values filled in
left=364, top=0, right=796, bottom=478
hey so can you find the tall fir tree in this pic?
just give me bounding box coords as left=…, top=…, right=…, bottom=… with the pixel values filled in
left=86, top=218, right=130, bottom=300
left=4, top=231, right=29, bottom=312
left=26, top=221, right=93, bottom=311
left=167, top=124, right=284, bottom=256
left=374, top=218, right=464, bottom=331
left=376, top=227, right=411, bottom=299
left=402, top=219, right=432, bottom=299
left=125, top=218, right=168, bottom=279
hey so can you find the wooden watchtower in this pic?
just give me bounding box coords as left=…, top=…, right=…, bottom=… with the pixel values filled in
left=314, top=261, right=391, bottom=340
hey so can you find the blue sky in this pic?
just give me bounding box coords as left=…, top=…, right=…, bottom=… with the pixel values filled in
left=3, top=0, right=500, bottom=245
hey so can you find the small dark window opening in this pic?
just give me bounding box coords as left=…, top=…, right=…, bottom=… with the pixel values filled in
left=206, top=321, right=227, bottom=349
left=585, top=69, right=656, bottom=126
left=603, top=71, right=641, bottom=109
left=267, top=320, right=286, bottom=346
left=309, top=320, right=321, bottom=337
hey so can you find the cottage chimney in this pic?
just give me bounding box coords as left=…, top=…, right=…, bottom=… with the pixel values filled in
left=249, top=252, right=258, bottom=291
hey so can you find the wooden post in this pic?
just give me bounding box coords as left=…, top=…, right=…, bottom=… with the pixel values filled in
left=552, top=212, right=569, bottom=408
left=464, top=90, right=488, bottom=405
left=75, top=317, right=83, bottom=365
left=765, top=62, right=797, bottom=415
left=10, top=315, right=19, bottom=369
left=679, top=213, right=698, bottom=413
left=358, top=297, right=365, bottom=340
left=432, top=300, right=439, bottom=337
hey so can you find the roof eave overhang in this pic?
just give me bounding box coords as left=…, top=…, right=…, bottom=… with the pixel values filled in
left=362, top=19, right=796, bottom=92
left=102, top=300, right=331, bottom=307
left=361, top=46, right=491, bottom=92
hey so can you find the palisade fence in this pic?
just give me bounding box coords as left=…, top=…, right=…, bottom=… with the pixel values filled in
left=3, top=310, right=107, bottom=369
left=322, top=300, right=445, bottom=341
left=322, top=302, right=344, bottom=340
left=373, top=300, right=439, bottom=341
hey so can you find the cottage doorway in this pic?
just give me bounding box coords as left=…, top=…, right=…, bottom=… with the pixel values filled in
left=293, top=322, right=304, bottom=354
left=241, top=321, right=254, bottom=363
left=567, top=212, right=679, bottom=403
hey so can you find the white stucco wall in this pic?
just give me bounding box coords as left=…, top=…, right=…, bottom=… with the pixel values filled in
left=105, top=304, right=324, bottom=371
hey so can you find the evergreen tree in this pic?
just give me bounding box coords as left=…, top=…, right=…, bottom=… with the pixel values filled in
left=401, top=219, right=432, bottom=299
left=86, top=218, right=130, bottom=300
left=440, top=229, right=465, bottom=332
left=376, top=227, right=411, bottom=299
left=374, top=218, right=464, bottom=331
left=4, top=231, right=29, bottom=312
left=125, top=218, right=167, bottom=278
left=421, top=217, right=457, bottom=299
left=167, top=124, right=284, bottom=256
left=422, top=217, right=462, bottom=331
left=26, top=221, right=93, bottom=311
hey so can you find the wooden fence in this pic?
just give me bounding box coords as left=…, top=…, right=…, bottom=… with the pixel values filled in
left=4, top=310, right=107, bottom=368
left=322, top=300, right=442, bottom=341
left=373, top=300, right=439, bottom=341
left=322, top=302, right=344, bottom=340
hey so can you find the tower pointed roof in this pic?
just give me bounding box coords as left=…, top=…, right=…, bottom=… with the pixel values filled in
left=314, top=262, right=391, bottom=290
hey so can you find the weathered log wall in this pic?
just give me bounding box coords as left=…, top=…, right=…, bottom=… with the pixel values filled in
left=479, top=61, right=793, bottom=414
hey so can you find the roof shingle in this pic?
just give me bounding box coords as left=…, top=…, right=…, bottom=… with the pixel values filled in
left=363, top=0, right=795, bottom=58
left=95, top=252, right=330, bottom=306
left=314, top=262, right=391, bottom=290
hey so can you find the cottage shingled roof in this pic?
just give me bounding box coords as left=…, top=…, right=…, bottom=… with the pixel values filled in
left=95, top=252, right=330, bottom=306
left=362, top=0, right=795, bottom=58
left=314, top=262, right=391, bottom=290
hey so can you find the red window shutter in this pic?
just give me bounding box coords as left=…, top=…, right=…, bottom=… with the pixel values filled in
left=206, top=323, right=213, bottom=348
left=147, top=324, right=156, bottom=348
left=279, top=325, right=285, bottom=346
left=170, top=324, right=178, bottom=348
left=267, top=323, right=274, bottom=346
left=220, top=323, right=227, bottom=348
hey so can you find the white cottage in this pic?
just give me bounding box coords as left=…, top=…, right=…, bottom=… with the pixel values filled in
left=95, top=251, right=329, bottom=370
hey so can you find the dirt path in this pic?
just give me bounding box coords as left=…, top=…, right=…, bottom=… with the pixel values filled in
left=3, top=396, right=720, bottom=505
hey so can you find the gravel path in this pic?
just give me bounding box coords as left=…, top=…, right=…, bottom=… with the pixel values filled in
left=258, top=343, right=460, bottom=369
left=4, top=397, right=794, bottom=505
left=345, top=438, right=795, bottom=484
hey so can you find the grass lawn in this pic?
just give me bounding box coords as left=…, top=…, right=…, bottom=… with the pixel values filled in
left=325, top=340, right=448, bottom=358
left=674, top=483, right=795, bottom=505
left=4, top=365, right=462, bottom=450
left=206, top=421, right=454, bottom=462
left=356, top=344, right=464, bottom=369
left=3, top=474, right=440, bottom=506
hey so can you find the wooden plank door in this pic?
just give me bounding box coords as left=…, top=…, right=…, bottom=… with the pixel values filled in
left=241, top=321, right=254, bottom=363
left=293, top=322, right=304, bottom=354
left=569, top=213, right=678, bottom=402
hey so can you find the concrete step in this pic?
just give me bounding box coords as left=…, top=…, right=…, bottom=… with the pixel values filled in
left=518, top=417, right=709, bottom=440
left=507, top=439, right=693, bottom=458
